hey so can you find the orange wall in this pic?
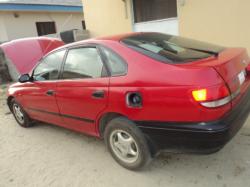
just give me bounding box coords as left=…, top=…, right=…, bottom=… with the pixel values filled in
left=178, top=0, right=250, bottom=53
left=82, top=0, right=133, bottom=37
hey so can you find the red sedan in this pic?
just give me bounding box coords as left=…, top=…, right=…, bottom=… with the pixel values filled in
left=7, top=32, right=250, bottom=170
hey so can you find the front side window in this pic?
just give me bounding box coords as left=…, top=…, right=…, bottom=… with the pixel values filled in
left=33, top=50, right=65, bottom=81
left=100, top=46, right=127, bottom=76
left=62, top=47, right=105, bottom=79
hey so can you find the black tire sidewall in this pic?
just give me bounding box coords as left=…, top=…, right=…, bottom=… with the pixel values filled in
left=104, top=117, right=151, bottom=170
left=11, top=99, right=32, bottom=128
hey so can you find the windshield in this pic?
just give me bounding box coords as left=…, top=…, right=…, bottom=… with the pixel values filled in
left=121, top=33, right=225, bottom=64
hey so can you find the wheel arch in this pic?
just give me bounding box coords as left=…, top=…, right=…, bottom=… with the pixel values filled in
left=97, top=112, right=159, bottom=156
left=97, top=112, right=126, bottom=138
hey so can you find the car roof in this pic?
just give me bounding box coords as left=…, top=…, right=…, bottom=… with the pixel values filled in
left=95, top=32, right=144, bottom=41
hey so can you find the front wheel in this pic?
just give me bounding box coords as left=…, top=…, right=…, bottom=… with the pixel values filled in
left=11, top=99, right=34, bottom=128
left=104, top=117, right=152, bottom=170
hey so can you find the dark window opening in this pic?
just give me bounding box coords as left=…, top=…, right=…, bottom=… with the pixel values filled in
left=36, top=22, right=56, bottom=36
left=133, top=0, right=177, bottom=23
left=121, top=33, right=225, bottom=64
left=82, top=21, right=86, bottom=30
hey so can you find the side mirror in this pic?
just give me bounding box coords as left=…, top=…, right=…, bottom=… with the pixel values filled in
left=18, top=74, right=31, bottom=83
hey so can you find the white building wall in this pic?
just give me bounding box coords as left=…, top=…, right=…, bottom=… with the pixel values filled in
left=1, top=11, right=84, bottom=41
left=0, top=14, right=8, bottom=42
left=133, top=18, right=179, bottom=36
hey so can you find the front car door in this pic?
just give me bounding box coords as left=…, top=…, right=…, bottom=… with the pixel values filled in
left=56, top=46, right=109, bottom=136
left=20, top=50, right=66, bottom=125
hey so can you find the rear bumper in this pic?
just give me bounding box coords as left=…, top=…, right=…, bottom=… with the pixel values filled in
left=136, top=86, right=250, bottom=154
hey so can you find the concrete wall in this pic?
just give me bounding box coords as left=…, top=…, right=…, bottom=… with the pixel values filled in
left=82, top=0, right=250, bottom=54
left=178, top=0, right=250, bottom=53
left=0, top=15, right=8, bottom=42
left=0, top=11, right=84, bottom=41
left=82, top=0, right=133, bottom=37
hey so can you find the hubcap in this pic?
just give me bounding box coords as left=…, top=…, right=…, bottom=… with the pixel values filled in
left=110, top=130, right=139, bottom=164
left=13, top=104, right=24, bottom=124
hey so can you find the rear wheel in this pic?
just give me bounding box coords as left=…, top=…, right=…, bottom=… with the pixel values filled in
left=11, top=99, right=34, bottom=128
left=104, top=117, right=152, bottom=170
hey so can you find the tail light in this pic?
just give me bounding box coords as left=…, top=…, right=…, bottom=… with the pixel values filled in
left=192, top=89, right=207, bottom=102
left=246, top=64, right=250, bottom=74
left=192, top=84, right=233, bottom=108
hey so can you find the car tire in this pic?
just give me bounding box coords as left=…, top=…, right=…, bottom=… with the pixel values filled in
left=104, top=117, right=152, bottom=170
left=10, top=99, right=34, bottom=128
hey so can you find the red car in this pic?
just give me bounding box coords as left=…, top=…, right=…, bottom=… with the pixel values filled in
left=7, top=32, right=250, bottom=170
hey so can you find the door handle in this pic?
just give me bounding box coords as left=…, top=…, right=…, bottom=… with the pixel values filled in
left=92, top=90, right=105, bottom=98
left=46, top=90, right=55, bottom=96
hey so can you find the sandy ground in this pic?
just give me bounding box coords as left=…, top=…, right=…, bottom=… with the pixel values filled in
left=0, top=91, right=250, bottom=187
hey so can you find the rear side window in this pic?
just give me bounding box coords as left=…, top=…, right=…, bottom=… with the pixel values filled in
left=122, top=33, right=225, bottom=64
left=62, top=47, right=105, bottom=79
left=100, top=46, right=127, bottom=76
left=33, top=50, right=65, bottom=81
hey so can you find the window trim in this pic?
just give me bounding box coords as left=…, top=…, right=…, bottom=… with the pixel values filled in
left=59, top=45, right=109, bottom=80
left=133, top=17, right=178, bottom=25
left=31, top=43, right=129, bottom=82
left=31, top=49, right=67, bottom=82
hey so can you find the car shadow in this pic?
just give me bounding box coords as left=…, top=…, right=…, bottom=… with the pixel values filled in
left=28, top=121, right=250, bottom=174
left=33, top=121, right=103, bottom=145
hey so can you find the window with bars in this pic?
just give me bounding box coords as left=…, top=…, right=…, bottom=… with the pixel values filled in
left=36, top=22, right=57, bottom=36
left=133, top=0, right=177, bottom=23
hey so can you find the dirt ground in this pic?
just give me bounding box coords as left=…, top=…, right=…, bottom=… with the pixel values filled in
left=0, top=91, right=250, bottom=187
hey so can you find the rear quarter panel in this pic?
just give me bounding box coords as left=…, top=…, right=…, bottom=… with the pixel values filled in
left=96, top=41, right=231, bottom=126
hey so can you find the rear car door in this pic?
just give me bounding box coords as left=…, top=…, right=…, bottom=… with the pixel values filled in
left=20, top=50, right=66, bottom=125
left=56, top=46, right=109, bottom=136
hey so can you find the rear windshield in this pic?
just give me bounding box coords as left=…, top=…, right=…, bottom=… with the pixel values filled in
left=121, top=33, right=225, bottom=64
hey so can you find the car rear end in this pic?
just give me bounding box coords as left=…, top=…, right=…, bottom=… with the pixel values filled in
left=191, top=47, right=249, bottom=108
left=176, top=47, right=250, bottom=153
left=121, top=33, right=250, bottom=153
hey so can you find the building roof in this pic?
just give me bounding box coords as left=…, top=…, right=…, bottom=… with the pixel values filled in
left=0, top=0, right=82, bottom=6
left=0, top=0, right=83, bottom=12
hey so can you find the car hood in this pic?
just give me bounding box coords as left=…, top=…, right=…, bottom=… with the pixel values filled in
left=0, top=37, right=64, bottom=82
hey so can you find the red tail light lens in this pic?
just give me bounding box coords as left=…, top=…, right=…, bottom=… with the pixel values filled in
left=246, top=64, right=250, bottom=73
left=192, top=85, right=231, bottom=108
left=192, top=85, right=229, bottom=102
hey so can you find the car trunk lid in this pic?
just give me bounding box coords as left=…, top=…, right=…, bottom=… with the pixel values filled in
left=190, top=48, right=250, bottom=106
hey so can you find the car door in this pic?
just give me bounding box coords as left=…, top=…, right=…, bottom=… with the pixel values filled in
left=56, top=46, right=109, bottom=136
left=20, top=50, right=66, bottom=125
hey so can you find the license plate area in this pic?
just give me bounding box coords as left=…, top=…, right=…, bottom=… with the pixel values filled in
left=238, top=70, right=246, bottom=85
